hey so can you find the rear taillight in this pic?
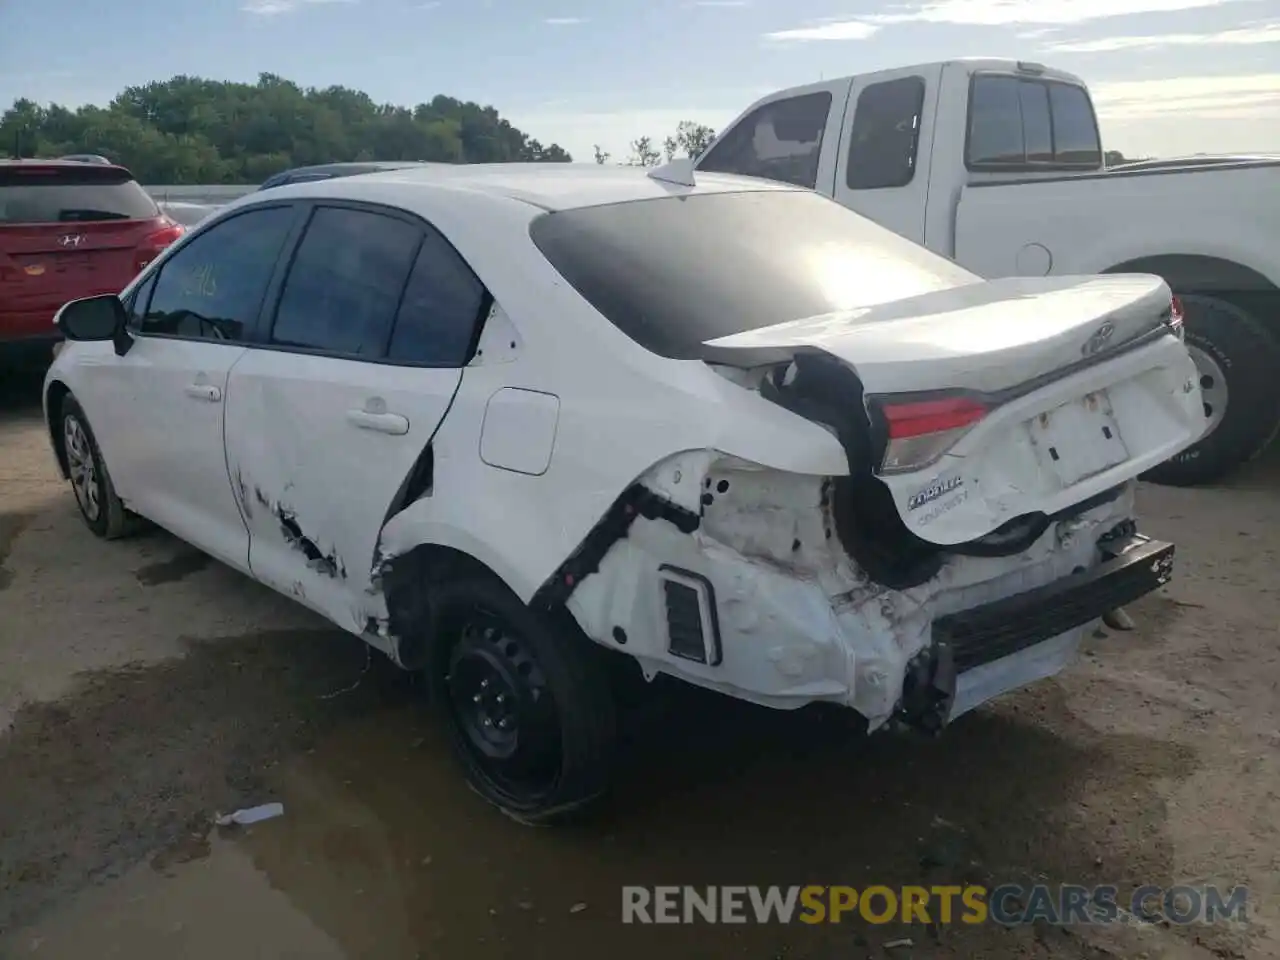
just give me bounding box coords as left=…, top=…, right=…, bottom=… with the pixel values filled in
left=134, top=222, right=184, bottom=272
left=876, top=394, right=989, bottom=474
left=1166, top=294, right=1185, bottom=340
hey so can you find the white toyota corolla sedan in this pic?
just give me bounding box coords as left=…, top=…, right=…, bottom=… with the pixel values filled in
left=44, top=161, right=1203, bottom=822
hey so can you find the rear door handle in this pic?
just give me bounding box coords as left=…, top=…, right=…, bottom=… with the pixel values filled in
left=346, top=409, right=409, bottom=435
left=184, top=383, right=221, bottom=402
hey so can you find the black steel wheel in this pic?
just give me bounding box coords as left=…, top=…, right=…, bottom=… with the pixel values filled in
left=424, top=577, right=616, bottom=824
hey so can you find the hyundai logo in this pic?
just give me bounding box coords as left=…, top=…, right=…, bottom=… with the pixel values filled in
left=1081, top=320, right=1115, bottom=357
left=57, top=233, right=85, bottom=249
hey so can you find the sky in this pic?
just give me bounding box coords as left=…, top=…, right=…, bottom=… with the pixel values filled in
left=1, top=0, right=1279, bottom=164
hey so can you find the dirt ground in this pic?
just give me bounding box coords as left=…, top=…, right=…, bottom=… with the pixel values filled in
left=1, top=367, right=1277, bottom=960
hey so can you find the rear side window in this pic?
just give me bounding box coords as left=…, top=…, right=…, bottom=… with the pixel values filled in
left=140, top=206, right=296, bottom=342
left=0, top=167, right=159, bottom=224
left=967, top=75, right=1102, bottom=170
left=697, top=92, right=833, bottom=190
left=387, top=228, right=488, bottom=366
left=530, top=190, right=976, bottom=360
left=847, top=76, right=927, bottom=190
left=270, top=206, right=421, bottom=356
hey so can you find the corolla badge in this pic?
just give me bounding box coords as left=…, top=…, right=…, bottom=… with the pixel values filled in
left=1081, top=320, right=1116, bottom=357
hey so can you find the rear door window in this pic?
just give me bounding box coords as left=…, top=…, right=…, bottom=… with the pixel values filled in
left=269, top=205, right=421, bottom=357
left=387, top=228, right=488, bottom=366
left=847, top=76, right=927, bottom=190
left=967, top=74, right=1102, bottom=170
left=0, top=166, right=159, bottom=224
left=697, top=92, right=833, bottom=189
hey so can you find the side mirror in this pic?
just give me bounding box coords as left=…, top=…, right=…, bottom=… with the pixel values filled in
left=55, top=295, right=126, bottom=342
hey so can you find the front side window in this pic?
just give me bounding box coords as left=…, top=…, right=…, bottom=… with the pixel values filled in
left=967, top=74, right=1103, bottom=170
left=139, top=205, right=296, bottom=341
left=270, top=205, right=421, bottom=357
left=847, top=76, right=927, bottom=190
left=697, top=92, right=833, bottom=190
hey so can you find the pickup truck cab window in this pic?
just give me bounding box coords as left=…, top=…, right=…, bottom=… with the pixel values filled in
left=847, top=76, right=927, bottom=190
left=697, top=91, right=833, bottom=190
left=966, top=74, right=1102, bottom=170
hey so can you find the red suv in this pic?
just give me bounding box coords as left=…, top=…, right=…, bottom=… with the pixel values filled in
left=1, top=160, right=184, bottom=364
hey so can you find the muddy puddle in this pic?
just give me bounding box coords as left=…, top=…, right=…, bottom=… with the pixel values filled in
left=2, top=626, right=1237, bottom=960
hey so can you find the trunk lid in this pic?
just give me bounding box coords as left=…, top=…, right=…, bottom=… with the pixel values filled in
left=705, top=274, right=1205, bottom=546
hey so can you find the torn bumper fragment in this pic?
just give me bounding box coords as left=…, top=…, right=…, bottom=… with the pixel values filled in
left=562, top=455, right=1171, bottom=732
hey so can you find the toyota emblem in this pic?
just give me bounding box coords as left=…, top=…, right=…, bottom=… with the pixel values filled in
left=1081, top=320, right=1116, bottom=357
left=57, top=233, right=85, bottom=249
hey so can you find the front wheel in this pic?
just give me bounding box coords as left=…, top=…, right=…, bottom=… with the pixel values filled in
left=423, top=577, right=617, bottom=824
left=59, top=395, right=141, bottom=540
left=1142, top=294, right=1280, bottom=487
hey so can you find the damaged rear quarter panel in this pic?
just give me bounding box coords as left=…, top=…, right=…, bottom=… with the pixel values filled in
left=375, top=299, right=849, bottom=609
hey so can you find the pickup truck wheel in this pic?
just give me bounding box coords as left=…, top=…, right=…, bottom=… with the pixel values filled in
left=423, top=578, right=617, bottom=825
left=59, top=396, right=143, bottom=540
left=1142, top=294, right=1280, bottom=487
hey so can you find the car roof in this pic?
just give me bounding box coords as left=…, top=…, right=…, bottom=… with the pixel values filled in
left=271, top=161, right=804, bottom=213
left=260, top=160, right=446, bottom=187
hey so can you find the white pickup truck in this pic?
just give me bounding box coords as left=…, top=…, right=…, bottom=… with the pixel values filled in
left=693, top=58, right=1280, bottom=486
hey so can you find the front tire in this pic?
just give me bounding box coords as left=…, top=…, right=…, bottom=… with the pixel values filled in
left=59, top=395, right=139, bottom=540
left=1143, top=294, right=1280, bottom=487
left=422, top=577, right=617, bottom=824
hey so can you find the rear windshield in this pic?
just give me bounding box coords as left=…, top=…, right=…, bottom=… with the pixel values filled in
left=0, top=167, right=159, bottom=225
left=528, top=189, right=975, bottom=359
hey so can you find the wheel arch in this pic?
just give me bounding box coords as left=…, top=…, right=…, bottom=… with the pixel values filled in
left=44, top=380, right=72, bottom=480
left=381, top=540, right=564, bottom=671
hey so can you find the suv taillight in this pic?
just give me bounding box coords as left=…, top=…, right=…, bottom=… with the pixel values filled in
left=134, top=222, right=184, bottom=272
left=876, top=394, right=989, bottom=474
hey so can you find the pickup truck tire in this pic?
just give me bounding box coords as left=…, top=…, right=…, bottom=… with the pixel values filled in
left=1142, top=294, right=1280, bottom=487
left=423, top=576, right=617, bottom=825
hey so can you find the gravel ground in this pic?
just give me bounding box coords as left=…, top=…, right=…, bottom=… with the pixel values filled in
left=1, top=369, right=1277, bottom=960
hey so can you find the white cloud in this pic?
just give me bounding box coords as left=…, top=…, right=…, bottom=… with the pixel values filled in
left=544, top=16, right=587, bottom=25
left=693, top=0, right=750, bottom=6
left=864, top=0, right=1261, bottom=26
left=1044, top=21, right=1280, bottom=51
left=763, top=20, right=882, bottom=40
left=242, top=0, right=355, bottom=14
left=1093, top=73, right=1280, bottom=120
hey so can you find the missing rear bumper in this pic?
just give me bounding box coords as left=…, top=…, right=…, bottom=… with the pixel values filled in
left=895, top=534, right=1174, bottom=732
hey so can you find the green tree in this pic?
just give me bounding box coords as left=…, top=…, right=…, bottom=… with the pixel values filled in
left=0, top=73, right=572, bottom=182
left=626, top=135, right=662, bottom=167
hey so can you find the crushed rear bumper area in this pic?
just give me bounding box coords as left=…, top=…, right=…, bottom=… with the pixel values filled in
left=898, top=534, right=1175, bottom=731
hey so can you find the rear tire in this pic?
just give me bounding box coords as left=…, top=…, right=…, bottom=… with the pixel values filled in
left=1142, top=294, right=1280, bottom=487
left=59, top=395, right=143, bottom=540
left=422, top=577, right=617, bottom=824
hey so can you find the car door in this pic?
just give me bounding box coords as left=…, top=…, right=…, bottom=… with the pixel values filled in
left=224, top=201, right=488, bottom=632
left=79, top=203, right=304, bottom=571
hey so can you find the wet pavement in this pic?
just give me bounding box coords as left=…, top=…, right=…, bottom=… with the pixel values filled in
left=2, top=367, right=1277, bottom=959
